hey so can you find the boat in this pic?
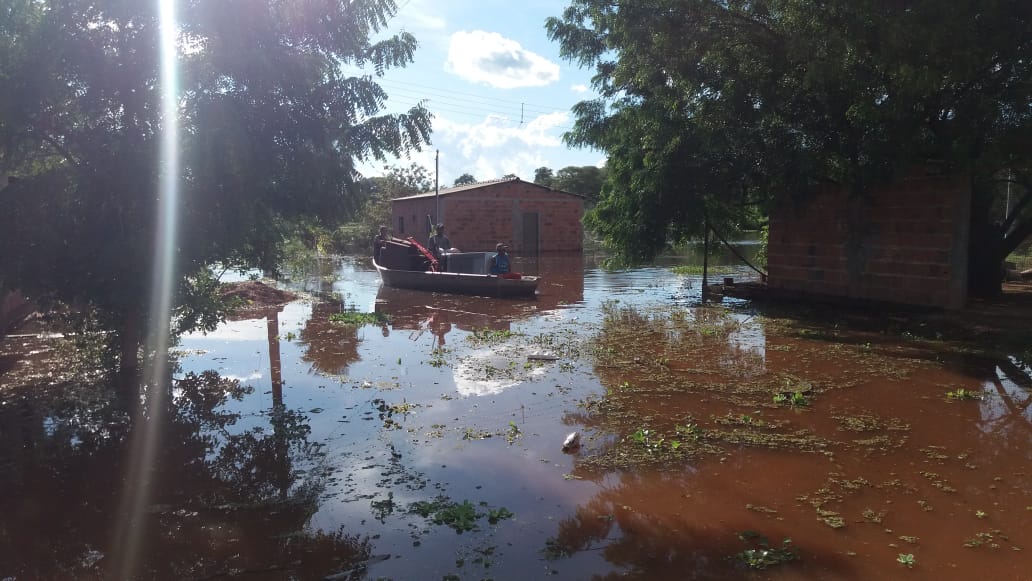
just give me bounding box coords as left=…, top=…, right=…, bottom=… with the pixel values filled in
left=372, top=237, right=539, bottom=298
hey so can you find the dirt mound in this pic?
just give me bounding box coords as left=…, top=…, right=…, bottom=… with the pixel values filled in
left=221, top=281, right=298, bottom=311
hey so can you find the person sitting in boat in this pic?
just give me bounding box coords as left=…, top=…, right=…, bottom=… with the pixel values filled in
left=488, top=242, right=511, bottom=275
left=372, top=225, right=389, bottom=261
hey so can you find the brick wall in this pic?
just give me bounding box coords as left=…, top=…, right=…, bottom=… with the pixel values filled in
left=767, top=174, right=970, bottom=309
left=392, top=180, right=583, bottom=254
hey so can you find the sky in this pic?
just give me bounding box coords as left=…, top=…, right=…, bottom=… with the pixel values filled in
left=353, top=0, right=606, bottom=186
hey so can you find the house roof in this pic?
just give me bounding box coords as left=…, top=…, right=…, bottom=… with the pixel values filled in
left=393, top=176, right=585, bottom=201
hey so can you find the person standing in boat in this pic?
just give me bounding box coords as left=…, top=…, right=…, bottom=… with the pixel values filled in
left=372, top=225, right=389, bottom=261
left=488, top=242, right=511, bottom=275
left=428, top=223, right=451, bottom=255
left=428, top=223, right=452, bottom=268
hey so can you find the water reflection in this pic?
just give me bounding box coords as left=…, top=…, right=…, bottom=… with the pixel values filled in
left=298, top=300, right=363, bottom=375
left=978, top=356, right=1032, bottom=452
left=7, top=254, right=1032, bottom=580
left=0, top=371, right=368, bottom=579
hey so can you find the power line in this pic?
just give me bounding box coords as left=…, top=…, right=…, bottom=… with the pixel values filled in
left=375, top=77, right=568, bottom=115
left=336, top=67, right=582, bottom=117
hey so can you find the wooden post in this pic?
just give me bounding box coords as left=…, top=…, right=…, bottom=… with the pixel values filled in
left=702, top=215, right=710, bottom=300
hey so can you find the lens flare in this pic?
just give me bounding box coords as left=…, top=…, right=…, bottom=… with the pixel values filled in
left=111, top=0, right=180, bottom=577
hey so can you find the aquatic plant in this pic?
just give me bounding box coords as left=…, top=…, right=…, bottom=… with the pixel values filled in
left=774, top=391, right=809, bottom=407
left=734, top=532, right=797, bottom=569
left=328, top=311, right=389, bottom=325
left=675, top=422, right=703, bottom=442
left=467, top=328, right=518, bottom=346
left=897, top=553, right=915, bottom=568
left=408, top=497, right=513, bottom=534
left=410, top=498, right=479, bottom=533
left=505, top=421, right=522, bottom=444
left=670, top=264, right=737, bottom=275
left=946, top=388, right=983, bottom=401
left=428, top=348, right=448, bottom=368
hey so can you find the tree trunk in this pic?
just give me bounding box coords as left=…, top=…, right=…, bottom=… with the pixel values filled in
left=967, top=182, right=1006, bottom=298
left=117, top=310, right=143, bottom=403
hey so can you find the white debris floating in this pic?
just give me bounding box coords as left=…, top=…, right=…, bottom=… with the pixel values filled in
left=562, top=431, right=581, bottom=452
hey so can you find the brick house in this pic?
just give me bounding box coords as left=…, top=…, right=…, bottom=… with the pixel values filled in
left=390, top=177, right=584, bottom=254
left=766, top=171, right=971, bottom=309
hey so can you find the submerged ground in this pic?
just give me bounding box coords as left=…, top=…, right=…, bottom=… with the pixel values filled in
left=1, top=254, right=1030, bottom=580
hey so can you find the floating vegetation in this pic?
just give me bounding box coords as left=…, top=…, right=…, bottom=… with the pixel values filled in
left=918, top=471, right=957, bottom=493
left=746, top=504, right=779, bottom=516
left=408, top=497, right=514, bottom=534
left=671, top=264, right=739, bottom=276
left=429, top=348, right=448, bottom=368
left=467, top=328, right=519, bottom=346
left=462, top=427, right=493, bottom=441
left=897, top=553, right=916, bottom=568
left=734, top=531, right=798, bottom=570
left=817, top=509, right=846, bottom=529
left=773, top=391, right=809, bottom=407
left=328, top=311, right=389, bottom=325
left=963, top=530, right=1009, bottom=549
left=505, top=421, right=521, bottom=444
left=946, top=388, right=983, bottom=401
left=862, top=508, right=886, bottom=523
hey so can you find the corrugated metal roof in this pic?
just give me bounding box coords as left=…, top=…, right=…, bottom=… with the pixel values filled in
left=393, top=176, right=584, bottom=200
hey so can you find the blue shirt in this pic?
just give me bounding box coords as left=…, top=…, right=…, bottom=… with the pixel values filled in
left=490, top=252, right=510, bottom=274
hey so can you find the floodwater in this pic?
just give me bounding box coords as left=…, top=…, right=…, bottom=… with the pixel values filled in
left=1, top=253, right=1030, bottom=580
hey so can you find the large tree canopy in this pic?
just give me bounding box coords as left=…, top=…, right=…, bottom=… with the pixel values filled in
left=0, top=0, right=432, bottom=374
left=534, top=164, right=607, bottom=203
left=547, top=0, right=1032, bottom=288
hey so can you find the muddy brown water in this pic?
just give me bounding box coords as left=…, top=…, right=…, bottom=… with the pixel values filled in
left=1, top=255, right=1030, bottom=580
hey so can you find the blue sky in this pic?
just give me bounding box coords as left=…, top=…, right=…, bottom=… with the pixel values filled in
left=354, top=0, right=606, bottom=185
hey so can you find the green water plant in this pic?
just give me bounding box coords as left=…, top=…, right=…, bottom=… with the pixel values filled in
left=329, top=311, right=389, bottom=325
left=897, top=553, right=915, bottom=568
left=506, top=421, right=522, bottom=444
left=946, top=388, right=983, bottom=401
left=408, top=497, right=514, bottom=534
left=774, top=391, right=809, bottom=407
left=428, top=348, right=448, bottom=368
left=734, top=531, right=797, bottom=570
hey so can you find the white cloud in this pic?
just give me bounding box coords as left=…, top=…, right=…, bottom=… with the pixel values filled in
left=431, top=112, right=568, bottom=180
left=392, top=0, right=447, bottom=31
left=571, top=84, right=589, bottom=94
left=446, top=31, right=560, bottom=89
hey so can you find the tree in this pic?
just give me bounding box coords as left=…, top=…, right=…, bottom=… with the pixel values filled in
left=534, top=166, right=555, bottom=187
left=553, top=165, right=606, bottom=202
left=453, top=173, right=477, bottom=186
left=547, top=0, right=1032, bottom=292
left=0, top=0, right=432, bottom=381
left=358, top=162, right=433, bottom=233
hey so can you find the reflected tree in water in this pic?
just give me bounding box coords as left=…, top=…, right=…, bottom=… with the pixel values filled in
left=299, top=300, right=364, bottom=376
left=0, top=371, right=369, bottom=579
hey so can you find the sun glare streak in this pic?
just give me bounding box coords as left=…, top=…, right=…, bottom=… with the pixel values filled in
left=111, top=0, right=180, bottom=577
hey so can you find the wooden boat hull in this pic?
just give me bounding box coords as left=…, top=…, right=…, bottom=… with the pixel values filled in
left=373, top=260, right=539, bottom=298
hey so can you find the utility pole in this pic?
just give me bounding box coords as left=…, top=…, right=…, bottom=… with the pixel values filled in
left=702, top=214, right=710, bottom=301
left=435, top=149, right=440, bottom=224
left=1006, top=168, right=1012, bottom=220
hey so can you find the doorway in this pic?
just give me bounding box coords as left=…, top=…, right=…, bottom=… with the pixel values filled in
left=521, top=212, right=539, bottom=255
